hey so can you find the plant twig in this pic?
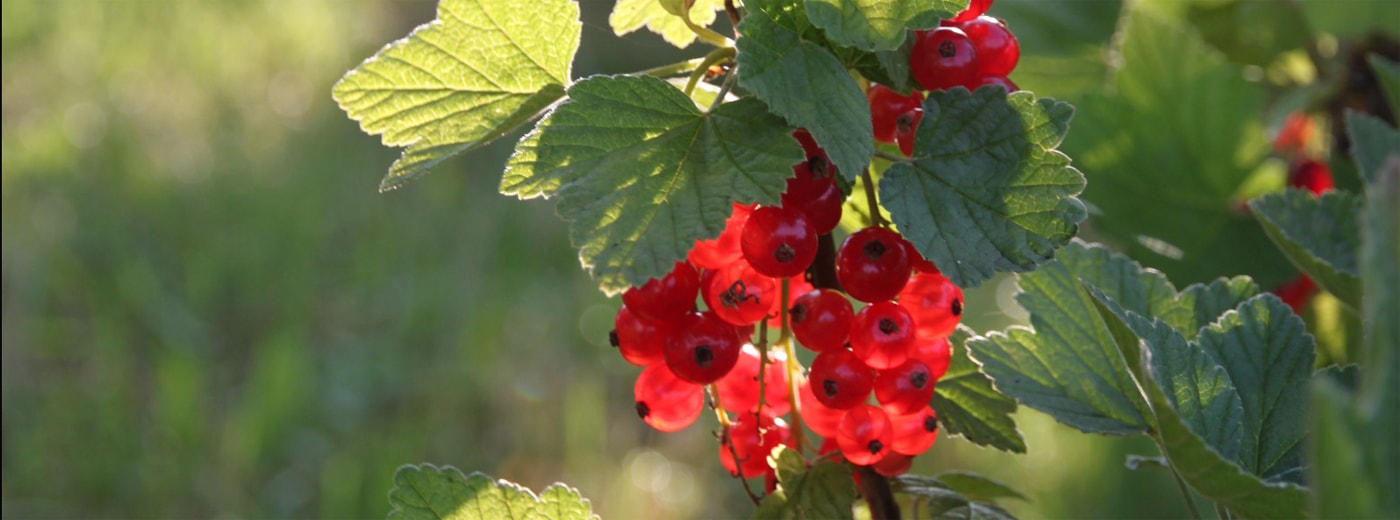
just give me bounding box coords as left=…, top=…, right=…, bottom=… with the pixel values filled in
left=681, top=0, right=733, bottom=48
left=684, top=46, right=736, bottom=97
left=639, top=57, right=707, bottom=78
left=724, top=0, right=742, bottom=33
left=860, top=168, right=890, bottom=227
left=707, top=67, right=740, bottom=113
left=854, top=465, right=901, bottom=520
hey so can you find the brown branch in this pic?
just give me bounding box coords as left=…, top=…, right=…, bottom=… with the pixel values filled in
left=808, top=233, right=841, bottom=292
left=854, top=465, right=901, bottom=520
left=724, top=0, right=742, bottom=35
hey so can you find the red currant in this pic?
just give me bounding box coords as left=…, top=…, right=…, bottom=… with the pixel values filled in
left=977, top=74, right=1018, bottom=92
left=792, top=129, right=835, bottom=179
left=664, top=311, right=743, bottom=384
left=613, top=305, right=670, bottom=367
left=910, top=338, right=952, bottom=381
left=960, top=16, right=1018, bottom=77
left=742, top=205, right=818, bottom=278
left=949, top=0, right=992, bottom=23
left=689, top=203, right=754, bottom=270
left=895, top=107, right=923, bottom=157
left=799, top=380, right=845, bottom=437
left=719, top=413, right=790, bottom=478
left=873, top=358, right=936, bottom=415
left=837, top=404, right=894, bottom=465
left=1273, top=112, right=1315, bottom=154
left=868, top=84, right=924, bottom=143
left=622, top=261, right=699, bottom=323
left=790, top=289, right=854, bottom=352
left=809, top=348, right=876, bottom=410
left=1288, top=158, right=1334, bottom=195
left=782, top=161, right=844, bottom=235
left=1273, top=274, right=1317, bottom=313
left=850, top=301, right=917, bottom=370
left=767, top=276, right=814, bottom=329
left=888, top=405, right=938, bottom=456
left=911, top=27, right=979, bottom=92
left=836, top=227, right=913, bottom=303
left=899, top=271, right=963, bottom=341
left=716, top=345, right=792, bottom=416
left=703, top=262, right=777, bottom=326
left=634, top=364, right=704, bottom=432
left=872, top=452, right=913, bottom=477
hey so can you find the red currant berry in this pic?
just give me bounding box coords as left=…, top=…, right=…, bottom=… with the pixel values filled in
left=837, top=404, right=894, bottom=465
left=635, top=364, right=704, bottom=432
left=836, top=227, right=913, bottom=303
left=977, top=74, right=1018, bottom=92
left=799, top=380, right=845, bottom=437
left=790, top=289, right=855, bottom=352
left=873, top=358, right=936, bottom=415
left=792, top=129, right=835, bottom=178
left=809, top=348, right=876, bottom=410
left=960, top=16, right=1018, bottom=77
left=872, top=452, right=913, bottom=477
left=622, top=261, right=700, bottom=323
left=868, top=84, right=924, bottom=143
left=1273, top=274, right=1317, bottom=313
left=895, top=107, right=923, bottom=157
left=899, top=271, right=963, bottom=341
left=782, top=161, right=844, bottom=235
left=703, top=262, right=777, bottom=326
left=1273, top=112, right=1315, bottom=154
left=613, top=305, right=670, bottom=367
left=949, top=0, right=992, bottom=23
left=689, top=203, right=754, bottom=270
left=911, top=338, right=952, bottom=381
left=720, top=413, right=790, bottom=478
left=850, top=301, right=917, bottom=370
left=911, top=27, right=979, bottom=92
left=888, top=405, right=938, bottom=456
left=1288, top=158, right=1334, bottom=196
left=664, top=312, right=743, bottom=384
left=768, top=276, right=814, bottom=329
left=742, top=206, right=818, bottom=278
left=717, top=345, right=792, bottom=416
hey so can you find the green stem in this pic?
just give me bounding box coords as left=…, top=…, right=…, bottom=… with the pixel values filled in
left=681, top=0, right=733, bottom=48
left=639, top=57, right=707, bottom=78
left=777, top=278, right=806, bottom=456
left=1214, top=503, right=1230, bottom=520
left=860, top=168, right=889, bottom=227
left=1153, top=436, right=1203, bottom=520
left=683, top=46, right=736, bottom=97
left=706, top=67, right=739, bottom=113
left=872, top=149, right=910, bottom=164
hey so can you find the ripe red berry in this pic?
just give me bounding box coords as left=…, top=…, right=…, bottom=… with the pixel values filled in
left=911, top=27, right=979, bottom=92
left=949, top=0, right=992, bottom=23
left=1273, top=112, right=1315, bottom=154
left=790, top=289, right=855, bottom=352
left=703, top=262, right=777, bottom=326
left=799, top=380, right=845, bottom=437
left=613, top=305, right=670, bottom=367
left=719, top=413, right=790, bottom=478
left=868, top=84, right=924, bottom=143
left=716, top=345, right=792, bottom=416
left=809, top=348, right=876, bottom=410
left=742, top=205, right=818, bottom=278
left=899, top=271, right=963, bottom=341
left=622, top=261, right=700, bottom=323
left=850, top=301, right=917, bottom=370
left=872, top=452, right=913, bottom=477
left=767, top=276, right=814, bottom=329
left=959, top=16, right=1018, bottom=77
left=782, top=161, right=844, bottom=235
left=634, top=364, right=704, bottom=432
left=874, top=358, right=936, bottom=415
left=1287, top=158, right=1334, bottom=196
left=837, top=404, right=895, bottom=465
left=895, top=107, right=924, bottom=157
left=977, top=74, right=1018, bottom=92
left=888, top=405, right=939, bottom=455
left=910, top=338, right=952, bottom=381
left=1273, top=274, right=1317, bottom=313
left=837, top=227, right=913, bottom=303
left=792, top=129, right=835, bottom=179
left=664, top=312, right=743, bottom=384
left=689, top=203, right=754, bottom=270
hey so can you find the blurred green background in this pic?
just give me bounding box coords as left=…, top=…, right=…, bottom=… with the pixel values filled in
left=4, top=0, right=1389, bottom=518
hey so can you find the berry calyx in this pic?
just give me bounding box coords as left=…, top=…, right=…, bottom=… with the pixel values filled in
left=868, top=84, right=924, bottom=143
left=790, top=289, right=855, bottom=352
left=809, top=348, right=876, bottom=410
left=634, top=364, right=704, bottom=432
left=874, top=358, right=936, bottom=415
left=621, top=261, right=700, bottom=323
left=849, top=301, right=917, bottom=370
left=741, top=205, right=818, bottom=278
left=613, top=305, right=670, bottom=367
left=836, top=404, right=895, bottom=465
left=664, top=312, right=743, bottom=384
left=911, top=27, right=979, bottom=92
left=837, top=227, right=913, bottom=303
left=959, top=16, right=1019, bottom=77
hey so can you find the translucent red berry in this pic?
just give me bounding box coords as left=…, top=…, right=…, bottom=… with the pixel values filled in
left=873, top=358, right=936, bottom=415
left=977, top=74, right=1018, bottom=92
left=899, top=271, right=963, bottom=341
left=613, top=305, right=670, bottom=367
left=837, top=404, right=894, bottom=465
left=949, top=0, right=992, bottom=23
left=622, top=261, right=699, bottom=323
left=720, top=413, right=790, bottom=478
left=888, top=405, right=939, bottom=456
left=703, top=262, right=777, bottom=326
left=910, top=338, right=952, bottom=381
left=850, top=301, right=917, bottom=370
left=792, top=129, right=835, bottom=179
left=809, top=348, right=876, bottom=410
left=782, top=161, right=844, bottom=235
left=742, top=205, right=818, bottom=278
left=911, top=27, right=979, bottom=92
left=717, top=345, right=792, bottom=416
left=836, top=227, right=913, bottom=303
left=960, top=16, right=1018, bottom=77
left=768, top=276, right=814, bottom=329
left=868, top=84, right=924, bottom=143
left=872, top=452, right=913, bottom=477
left=689, top=203, right=754, bottom=270
left=799, top=380, right=845, bottom=437
left=790, top=289, right=854, bottom=352
left=1287, top=158, right=1334, bottom=195
left=634, top=364, right=704, bottom=432
left=895, top=107, right=923, bottom=157
left=1273, top=274, right=1317, bottom=313
left=664, top=312, right=743, bottom=384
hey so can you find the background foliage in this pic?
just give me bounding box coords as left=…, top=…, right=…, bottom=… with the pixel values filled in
left=2, top=0, right=1393, bottom=518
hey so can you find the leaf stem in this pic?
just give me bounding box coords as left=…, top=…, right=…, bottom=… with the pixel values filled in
left=681, top=0, right=733, bottom=48
left=683, top=47, right=736, bottom=97
left=872, top=149, right=911, bottom=164
left=1153, top=437, right=1204, bottom=520
left=639, top=57, right=707, bottom=78
left=1214, top=503, right=1231, bottom=520
left=860, top=168, right=890, bottom=227
left=724, top=0, right=742, bottom=33
left=707, top=67, right=740, bottom=113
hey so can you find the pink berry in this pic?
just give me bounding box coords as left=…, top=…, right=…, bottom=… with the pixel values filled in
left=635, top=364, right=704, bottom=432
left=837, top=404, right=894, bottom=465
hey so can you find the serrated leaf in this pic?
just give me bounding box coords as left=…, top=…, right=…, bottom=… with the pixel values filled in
left=931, top=471, right=1028, bottom=502
left=387, top=464, right=597, bottom=520
left=1358, top=157, right=1400, bottom=509
left=892, top=477, right=1020, bottom=520
left=333, top=0, right=579, bottom=190
left=990, top=0, right=1123, bottom=98
left=1310, top=379, right=1383, bottom=518
left=609, top=0, right=725, bottom=49
left=837, top=36, right=917, bottom=94
left=1086, top=296, right=1312, bottom=519
left=736, top=0, right=874, bottom=181
left=1369, top=55, right=1400, bottom=115
left=931, top=326, right=1025, bottom=453
left=501, top=75, right=802, bottom=295
left=754, top=447, right=858, bottom=520
left=1249, top=189, right=1363, bottom=308
left=1062, top=10, right=1295, bottom=289
left=929, top=500, right=1017, bottom=520
left=803, top=0, right=965, bottom=51
left=881, top=88, right=1086, bottom=289
left=1345, top=110, right=1400, bottom=184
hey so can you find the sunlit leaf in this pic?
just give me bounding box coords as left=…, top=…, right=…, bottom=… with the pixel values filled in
left=932, top=327, right=1026, bottom=453
left=1250, top=189, right=1363, bottom=308
left=387, top=464, right=597, bottom=520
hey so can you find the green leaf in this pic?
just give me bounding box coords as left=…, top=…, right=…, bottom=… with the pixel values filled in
left=928, top=500, right=1017, bottom=520
left=1297, top=0, right=1400, bottom=38
left=1132, top=315, right=1247, bottom=465
left=1345, top=110, right=1400, bottom=184
left=736, top=0, right=874, bottom=181
left=931, top=326, right=1026, bottom=453
left=1062, top=10, right=1296, bottom=289
left=1369, top=55, right=1400, bottom=115
left=1085, top=296, right=1312, bottom=520
left=990, top=0, right=1123, bottom=98
left=332, top=0, right=579, bottom=191
left=892, top=476, right=1020, bottom=520
left=932, top=471, right=1028, bottom=502
left=1249, top=189, right=1363, bottom=308
left=387, top=464, right=597, bottom=520
left=501, top=75, right=802, bottom=295
left=753, top=447, right=858, bottom=520
left=1310, top=379, right=1383, bottom=519
left=1358, top=157, right=1400, bottom=508
left=609, top=0, right=725, bottom=49
left=880, top=88, right=1086, bottom=288
left=803, top=0, right=965, bottom=51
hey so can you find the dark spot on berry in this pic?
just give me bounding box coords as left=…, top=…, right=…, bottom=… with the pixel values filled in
left=863, top=240, right=887, bottom=260
left=867, top=439, right=884, bottom=454
left=911, top=371, right=928, bottom=389
left=609, top=329, right=620, bottom=348
left=636, top=401, right=651, bottom=419
left=896, top=112, right=916, bottom=135
left=938, top=40, right=957, bottom=59
left=695, top=344, right=714, bottom=367
left=774, top=243, right=796, bottom=263
left=721, top=280, right=760, bottom=309
left=808, top=155, right=831, bottom=179
left=923, top=416, right=938, bottom=433
left=790, top=303, right=809, bottom=324
left=878, top=318, right=899, bottom=335
left=822, top=379, right=839, bottom=398
left=951, top=297, right=963, bottom=316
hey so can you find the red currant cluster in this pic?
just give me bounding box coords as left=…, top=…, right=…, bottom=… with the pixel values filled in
left=612, top=125, right=964, bottom=483
left=867, top=0, right=1021, bottom=156
left=1269, top=111, right=1334, bottom=312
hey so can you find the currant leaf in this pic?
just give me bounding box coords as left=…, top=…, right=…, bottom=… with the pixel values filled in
left=931, top=471, right=1028, bottom=503
left=890, top=475, right=1018, bottom=520
left=1369, top=55, right=1400, bottom=115
left=931, top=326, right=1026, bottom=453
left=880, top=87, right=1086, bottom=289
left=500, top=75, right=801, bottom=295
left=332, top=0, right=579, bottom=191
left=610, top=0, right=725, bottom=49
left=1345, top=110, right=1400, bottom=184
left=387, top=464, right=597, bottom=520
left=1061, top=11, right=1295, bottom=288
left=736, top=0, right=874, bottom=182
left=1249, top=189, right=1363, bottom=308
left=754, top=446, right=859, bottom=520
left=803, top=0, right=967, bottom=52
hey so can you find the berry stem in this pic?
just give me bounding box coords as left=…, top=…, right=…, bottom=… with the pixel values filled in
left=755, top=321, right=771, bottom=420
left=860, top=168, right=890, bottom=227
left=707, top=66, right=740, bottom=113
left=680, top=0, right=733, bottom=48
left=638, top=57, right=708, bottom=79
left=707, top=384, right=734, bottom=428
left=873, top=149, right=911, bottom=163
left=853, top=465, right=900, bottom=520
left=723, top=0, right=742, bottom=34
left=781, top=336, right=806, bottom=456
left=684, top=46, right=737, bottom=97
